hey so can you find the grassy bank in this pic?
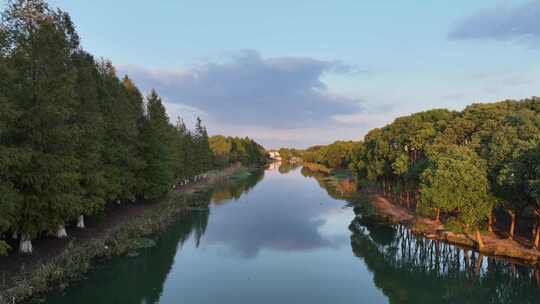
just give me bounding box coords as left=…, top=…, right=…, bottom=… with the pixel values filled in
left=0, top=164, right=250, bottom=304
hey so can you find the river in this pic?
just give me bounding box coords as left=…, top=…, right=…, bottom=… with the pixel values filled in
left=45, top=164, right=540, bottom=303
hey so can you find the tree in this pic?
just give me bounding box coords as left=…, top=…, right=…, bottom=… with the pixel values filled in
left=209, top=135, right=232, bottom=167
left=71, top=50, right=107, bottom=228
left=420, top=145, right=497, bottom=248
left=1, top=0, right=84, bottom=250
left=0, top=0, right=228, bottom=255
left=193, top=117, right=213, bottom=174
left=98, top=66, right=145, bottom=204
left=139, top=90, right=172, bottom=200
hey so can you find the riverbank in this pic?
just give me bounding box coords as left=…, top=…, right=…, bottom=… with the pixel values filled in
left=301, top=162, right=332, bottom=174
left=0, top=164, right=251, bottom=304
left=303, top=166, right=540, bottom=265
left=369, top=194, right=540, bottom=265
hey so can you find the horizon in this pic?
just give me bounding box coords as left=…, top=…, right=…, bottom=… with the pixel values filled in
left=3, top=0, right=540, bottom=149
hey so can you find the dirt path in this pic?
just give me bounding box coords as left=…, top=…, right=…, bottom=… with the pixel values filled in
left=369, top=195, right=540, bottom=264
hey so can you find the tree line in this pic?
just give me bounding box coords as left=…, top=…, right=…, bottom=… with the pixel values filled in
left=209, top=135, right=267, bottom=168
left=301, top=141, right=358, bottom=169
left=0, top=0, right=265, bottom=255
left=301, top=99, right=540, bottom=248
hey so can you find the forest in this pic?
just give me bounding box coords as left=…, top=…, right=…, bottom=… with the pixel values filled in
left=300, top=99, right=540, bottom=249
left=209, top=135, right=267, bottom=168
left=0, top=1, right=266, bottom=256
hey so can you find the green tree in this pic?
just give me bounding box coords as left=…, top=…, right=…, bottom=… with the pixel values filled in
left=2, top=0, right=84, bottom=250
left=420, top=145, right=497, bottom=247
left=71, top=50, right=107, bottom=228
left=139, top=90, right=172, bottom=199
left=193, top=117, right=213, bottom=174
left=98, top=66, right=145, bottom=204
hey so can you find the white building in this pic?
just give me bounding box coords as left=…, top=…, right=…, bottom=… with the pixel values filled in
left=268, top=151, right=282, bottom=160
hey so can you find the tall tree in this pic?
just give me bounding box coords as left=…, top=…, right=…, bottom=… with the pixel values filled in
left=98, top=65, right=145, bottom=204
left=193, top=117, right=212, bottom=174
left=139, top=90, right=172, bottom=199
left=1, top=0, right=84, bottom=251
left=71, top=50, right=106, bottom=228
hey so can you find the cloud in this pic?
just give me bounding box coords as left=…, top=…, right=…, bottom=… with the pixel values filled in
left=118, top=50, right=363, bottom=128
left=448, top=1, right=540, bottom=43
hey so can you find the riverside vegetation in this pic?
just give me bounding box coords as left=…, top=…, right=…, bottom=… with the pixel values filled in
left=0, top=164, right=261, bottom=303
left=2, top=0, right=540, bottom=302
left=0, top=0, right=267, bottom=257
left=296, top=99, right=540, bottom=262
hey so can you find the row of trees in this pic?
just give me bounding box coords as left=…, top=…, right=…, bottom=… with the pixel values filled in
left=301, top=141, right=359, bottom=170
left=0, top=0, right=261, bottom=255
left=209, top=135, right=267, bottom=167
left=304, top=99, right=540, bottom=248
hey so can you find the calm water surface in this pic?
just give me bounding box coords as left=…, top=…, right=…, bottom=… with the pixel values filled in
left=46, top=165, right=540, bottom=304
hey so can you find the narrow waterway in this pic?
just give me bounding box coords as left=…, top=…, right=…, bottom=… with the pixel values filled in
left=46, top=165, right=540, bottom=304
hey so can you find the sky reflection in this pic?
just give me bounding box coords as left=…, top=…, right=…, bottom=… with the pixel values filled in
left=200, top=168, right=354, bottom=258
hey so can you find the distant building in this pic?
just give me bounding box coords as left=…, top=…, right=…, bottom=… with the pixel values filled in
left=268, top=151, right=282, bottom=160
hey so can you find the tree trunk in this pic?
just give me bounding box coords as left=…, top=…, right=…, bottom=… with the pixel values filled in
left=56, top=225, right=68, bottom=238
left=12, top=230, right=18, bottom=240
left=475, top=254, right=484, bottom=274
left=534, top=210, right=540, bottom=249
left=508, top=210, right=516, bottom=239
left=476, top=229, right=485, bottom=250
left=19, top=234, right=33, bottom=254
left=488, top=213, right=494, bottom=234
left=435, top=208, right=441, bottom=223
left=535, top=226, right=540, bottom=249
left=77, top=215, right=85, bottom=229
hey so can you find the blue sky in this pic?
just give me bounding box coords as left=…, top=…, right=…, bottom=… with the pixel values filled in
left=4, top=0, right=540, bottom=148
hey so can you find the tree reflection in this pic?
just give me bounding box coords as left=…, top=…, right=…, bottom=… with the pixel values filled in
left=46, top=207, right=211, bottom=304
left=278, top=162, right=300, bottom=174
left=350, top=214, right=540, bottom=303
left=211, top=169, right=265, bottom=205
left=300, top=167, right=360, bottom=204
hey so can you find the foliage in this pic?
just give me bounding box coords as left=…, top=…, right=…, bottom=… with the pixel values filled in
left=278, top=148, right=302, bottom=162
left=420, top=145, right=496, bottom=229
left=310, top=100, right=540, bottom=234
left=209, top=135, right=267, bottom=167
left=0, top=0, right=263, bottom=255
left=301, top=141, right=360, bottom=169
left=351, top=101, right=540, bottom=233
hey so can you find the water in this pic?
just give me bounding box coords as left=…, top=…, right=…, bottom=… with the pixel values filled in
left=45, top=166, right=540, bottom=304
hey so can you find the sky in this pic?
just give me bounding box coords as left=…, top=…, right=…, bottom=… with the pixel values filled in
left=3, top=0, right=540, bottom=148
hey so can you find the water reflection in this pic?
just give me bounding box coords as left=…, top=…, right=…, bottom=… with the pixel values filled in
left=278, top=162, right=300, bottom=174
left=300, top=167, right=358, bottom=202
left=46, top=166, right=540, bottom=304
left=211, top=169, right=265, bottom=205
left=201, top=168, right=351, bottom=258
left=45, top=211, right=211, bottom=304
left=304, top=166, right=540, bottom=303
left=350, top=214, right=540, bottom=303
